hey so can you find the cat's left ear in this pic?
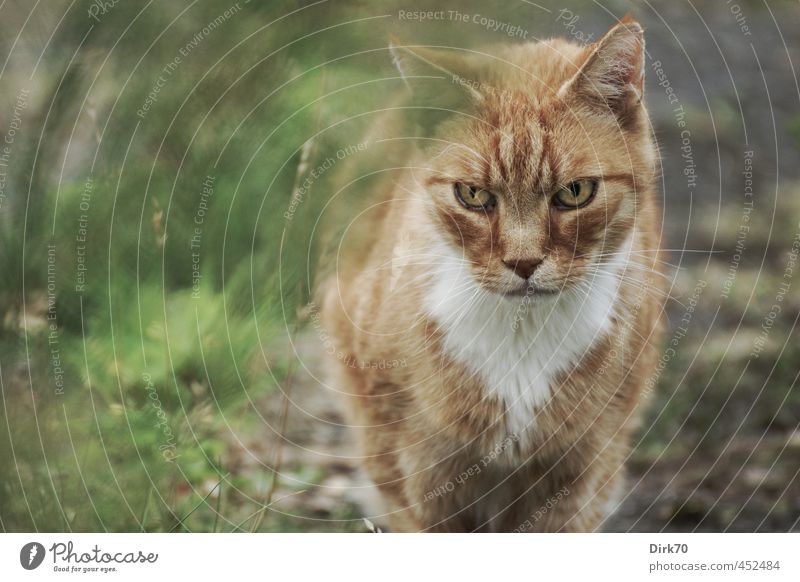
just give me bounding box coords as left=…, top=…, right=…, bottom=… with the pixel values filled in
left=389, top=38, right=486, bottom=101
left=389, top=39, right=488, bottom=131
left=560, top=17, right=645, bottom=119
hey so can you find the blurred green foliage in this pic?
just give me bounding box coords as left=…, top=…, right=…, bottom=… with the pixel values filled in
left=0, top=0, right=362, bottom=531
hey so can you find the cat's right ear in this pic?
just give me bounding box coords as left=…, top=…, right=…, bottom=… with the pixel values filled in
left=559, top=17, right=645, bottom=124
left=389, top=38, right=485, bottom=131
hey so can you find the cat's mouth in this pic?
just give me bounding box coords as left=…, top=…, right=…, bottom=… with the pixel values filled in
left=503, top=283, right=560, bottom=298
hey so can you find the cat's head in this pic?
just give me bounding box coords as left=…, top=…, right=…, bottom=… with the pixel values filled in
left=391, top=18, right=656, bottom=298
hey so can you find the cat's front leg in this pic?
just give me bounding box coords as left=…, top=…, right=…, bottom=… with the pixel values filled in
left=506, top=470, right=624, bottom=532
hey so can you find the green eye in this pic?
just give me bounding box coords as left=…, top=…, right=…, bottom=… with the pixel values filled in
left=454, top=183, right=496, bottom=210
left=553, top=179, right=597, bottom=209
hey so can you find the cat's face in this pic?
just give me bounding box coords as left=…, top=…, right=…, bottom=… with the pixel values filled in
left=394, top=19, right=656, bottom=298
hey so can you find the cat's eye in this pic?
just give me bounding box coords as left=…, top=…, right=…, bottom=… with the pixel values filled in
left=454, top=183, right=496, bottom=211
left=553, top=179, right=597, bottom=209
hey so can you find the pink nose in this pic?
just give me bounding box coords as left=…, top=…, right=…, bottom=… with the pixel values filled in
left=503, top=258, right=543, bottom=280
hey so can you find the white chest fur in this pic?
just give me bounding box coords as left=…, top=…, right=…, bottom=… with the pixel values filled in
left=424, top=239, right=629, bottom=438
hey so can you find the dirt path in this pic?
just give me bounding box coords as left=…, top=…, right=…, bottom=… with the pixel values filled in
left=224, top=333, right=798, bottom=532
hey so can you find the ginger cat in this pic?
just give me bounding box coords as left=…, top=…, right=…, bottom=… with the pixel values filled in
left=321, top=17, right=664, bottom=532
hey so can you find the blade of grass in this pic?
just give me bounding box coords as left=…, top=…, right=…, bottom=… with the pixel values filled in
left=139, top=486, right=153, bottom=532
left=251, top=319, right=298, bottom=533
left=212, top=468, right=223, bottom=533
left=168, top=472, right=229, bottom=533
left=230, top=489, right=307, bottom=532
left=251, top=68, right=326, bottom=533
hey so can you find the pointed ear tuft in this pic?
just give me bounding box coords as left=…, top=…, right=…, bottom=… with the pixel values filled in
left=561, top=19, right=645, bottom=118
left=388, top=39, right=484, bottom=100
left=387, top=39, right=486, bottom=131
left=388, top=36, right=413, bottom=90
